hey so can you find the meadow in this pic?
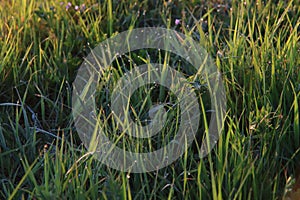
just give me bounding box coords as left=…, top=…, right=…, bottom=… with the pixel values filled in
left=0, top=0, right=299, bottom=199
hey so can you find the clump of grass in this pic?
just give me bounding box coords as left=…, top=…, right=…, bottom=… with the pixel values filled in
left=0, top=0, right=299, bottom=199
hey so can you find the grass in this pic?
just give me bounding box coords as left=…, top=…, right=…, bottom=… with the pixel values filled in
left=0, top=0, right=299, bottom=199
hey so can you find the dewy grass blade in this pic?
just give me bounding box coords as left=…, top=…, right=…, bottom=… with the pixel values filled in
left=8, top=157, right=38, bottom=200
left=291, top=81, right=300, bottom=147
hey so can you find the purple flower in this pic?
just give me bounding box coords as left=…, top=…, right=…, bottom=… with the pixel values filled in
left=175, top=19, right=181, bottom=25
left=75, top=5, right=79, bottom=10
left=80, top=3, right=86, bottom=11
left=66, top=2, right=72, bottom=10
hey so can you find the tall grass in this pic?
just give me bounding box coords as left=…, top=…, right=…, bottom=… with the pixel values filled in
left=0, top=0, right=299, bottom=199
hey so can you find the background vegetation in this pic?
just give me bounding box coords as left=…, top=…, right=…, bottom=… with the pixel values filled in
left=0, top=0, right=299, bottom=199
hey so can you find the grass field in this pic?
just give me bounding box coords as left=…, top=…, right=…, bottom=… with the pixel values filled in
left=0, top=0, right=299, bottom=199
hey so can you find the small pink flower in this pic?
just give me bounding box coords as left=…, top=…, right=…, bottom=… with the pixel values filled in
left=75, top=5, right=79, bottom=10
left=175, top=19, right=181, bottom=25
left=80, top=3, right=86, bottom=11
left=66, top=2, right=72, bottom=10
